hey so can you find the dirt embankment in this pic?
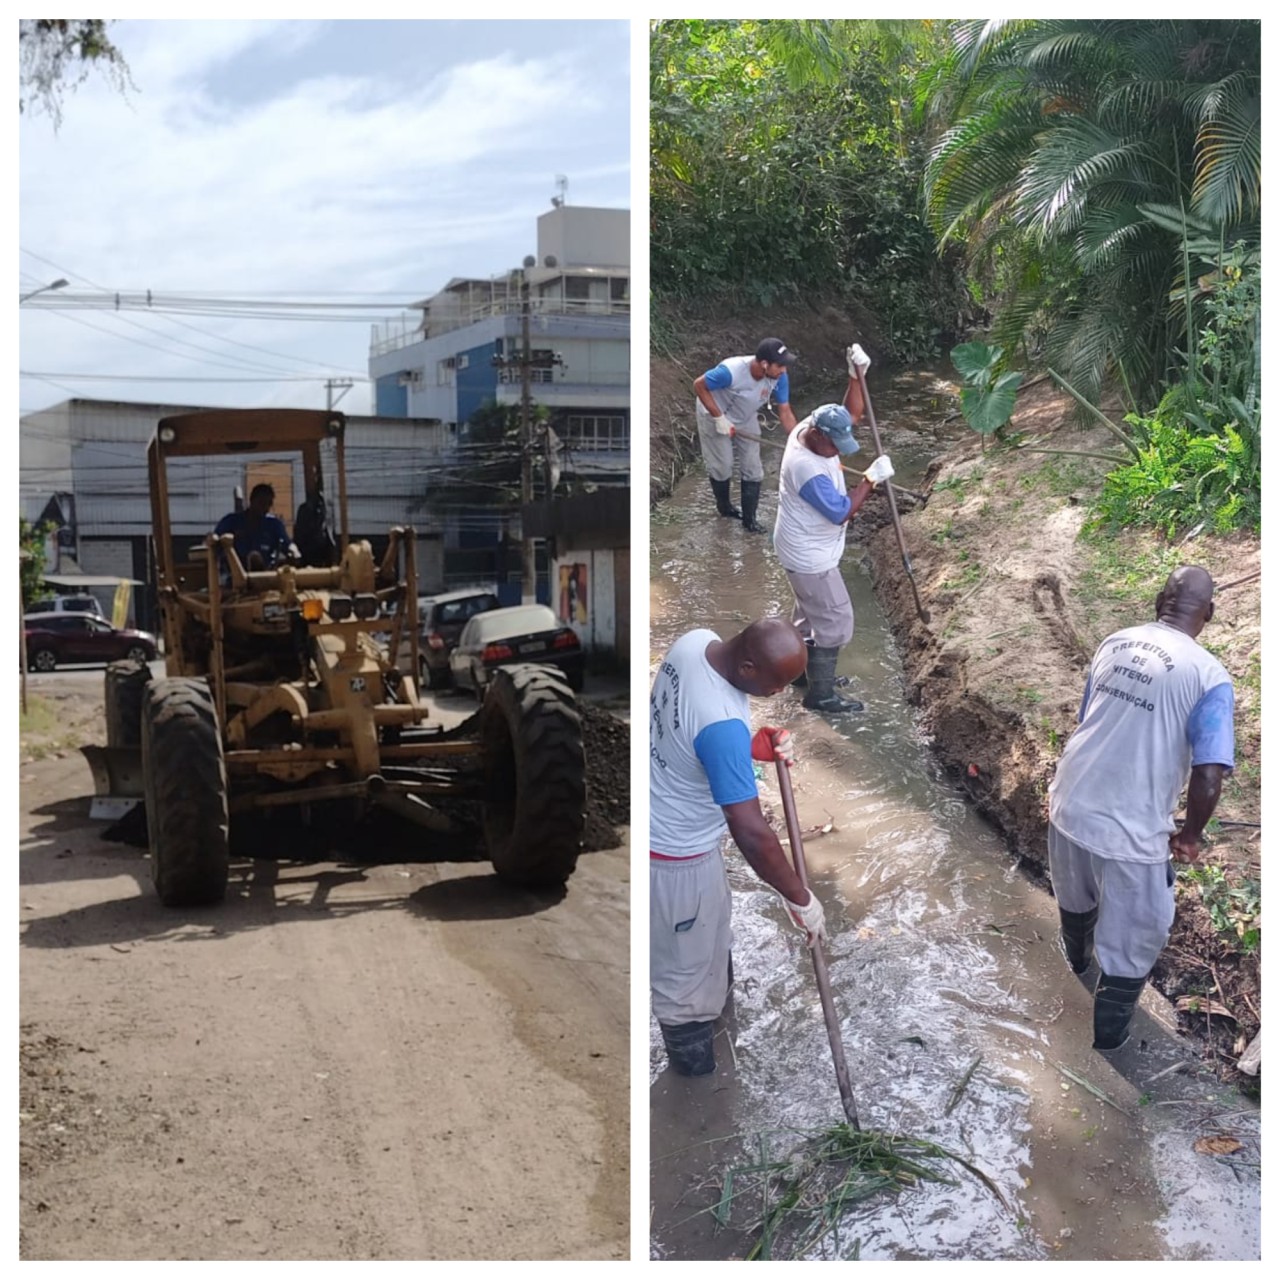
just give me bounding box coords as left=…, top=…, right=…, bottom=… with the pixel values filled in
left=651, top=305, right=1262, bottom=1083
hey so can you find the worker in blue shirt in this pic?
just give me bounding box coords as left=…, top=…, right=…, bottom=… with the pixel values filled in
left=214, top=482, right=297, bottom=575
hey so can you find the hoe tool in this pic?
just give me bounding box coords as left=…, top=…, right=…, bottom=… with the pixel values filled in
left=775, top=757, right=860, bottom=1131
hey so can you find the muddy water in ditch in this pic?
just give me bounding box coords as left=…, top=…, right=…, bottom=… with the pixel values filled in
left=648, top=375, right=1259, bottom=1262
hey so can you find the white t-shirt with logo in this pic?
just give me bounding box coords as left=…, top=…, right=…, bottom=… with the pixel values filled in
left=698, top=355, right=785, bottom=428
left=773, top=422, right=849, bottom=573
left=1049, top=620, right=1235, bottom=862
left=650, top=629, right=758, bottom=857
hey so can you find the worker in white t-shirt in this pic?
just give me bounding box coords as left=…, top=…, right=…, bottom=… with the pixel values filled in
left=649, top=617, right=825, bottom=1076
left=693, top=337, right=799, bottom=533
left=774, top=342, right=893, bottom=714
left=1048, top=566, right=1234, bottom=1052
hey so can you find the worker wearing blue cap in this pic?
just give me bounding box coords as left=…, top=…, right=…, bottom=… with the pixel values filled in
left=774, top=344, right=894, bottom=713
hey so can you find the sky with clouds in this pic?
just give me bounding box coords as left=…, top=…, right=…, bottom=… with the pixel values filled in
left=18, top=19, right=631, bottom=417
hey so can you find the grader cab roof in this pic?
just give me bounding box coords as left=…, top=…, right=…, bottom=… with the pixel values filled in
left=152, top=408, right=346, bottom=457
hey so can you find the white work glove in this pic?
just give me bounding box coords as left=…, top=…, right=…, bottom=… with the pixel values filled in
left=864, top=454, right=894, bottom=486
left=846, top=343, right=872, bottom=376
left=778, top=887, right=827, bottom=949
left=713, top=414, right=735, bottom=437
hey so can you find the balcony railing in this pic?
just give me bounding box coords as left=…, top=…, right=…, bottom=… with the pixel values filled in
left=370, top=295, right=630, bottom=359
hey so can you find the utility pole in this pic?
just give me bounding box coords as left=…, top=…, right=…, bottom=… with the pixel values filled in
left=325, top=378, right=354, bottom=410
left=519, top=271, right=537, bottom=603
left=489, top=258, right=564, bottom=605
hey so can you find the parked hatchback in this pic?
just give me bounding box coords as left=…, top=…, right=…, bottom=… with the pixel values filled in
left=417, top=588, right=501, bottom=689
left=449, top=604, right=583, bottom=698
left=24, top=613, right=158, bottom=672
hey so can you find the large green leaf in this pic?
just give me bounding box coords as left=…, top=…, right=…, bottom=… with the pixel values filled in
left=960, top=380, right=1020, bottom=434
left=951, top=340, right=1002, bottom=380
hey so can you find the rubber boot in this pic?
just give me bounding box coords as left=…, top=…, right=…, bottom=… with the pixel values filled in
left=1058, top=906, right=1099, bottom=976
left=802, top=645, right=864, bottom=713
left=1093, top=972, right=1147, bottom=1052
left=660, top=1020, right=716, bottom=1076
left=740, top=480, right=764, bottom=533
left=791, top=638, right=815, bottom=688
left=709, top=478, right=740, bottom=519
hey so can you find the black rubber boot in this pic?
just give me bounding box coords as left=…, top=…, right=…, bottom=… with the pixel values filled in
left=710, top=478, right=740, bottom=519
left=1093, top=972, right=1147, bottom=1052
left=660, top=1020, right=716, bottom=1076
left=791, top=638, right=815, bottom=688
left=1058, top=906, right=1099, bottom=976
left=802, top=645, right=864, bottom=713
left=740, top=480, right=764, bottom=533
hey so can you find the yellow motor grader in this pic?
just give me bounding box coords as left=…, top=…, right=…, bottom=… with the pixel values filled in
left=90, top=408, right=585, bottom=906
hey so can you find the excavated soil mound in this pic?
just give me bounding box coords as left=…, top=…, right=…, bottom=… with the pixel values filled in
left=581, top=705, right=630, bottom=852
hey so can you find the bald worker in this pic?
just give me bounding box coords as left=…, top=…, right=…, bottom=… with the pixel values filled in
left=650, top=617, right=827, bottom=1076
left=1048, top=566, right=1234, bottom=1053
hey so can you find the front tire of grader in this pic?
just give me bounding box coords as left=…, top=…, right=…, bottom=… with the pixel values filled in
left=141, top=677, right=230, bottom=907
left=104, top=659, right=152, bottom=748
left=480, top=664, right=586, bottom=888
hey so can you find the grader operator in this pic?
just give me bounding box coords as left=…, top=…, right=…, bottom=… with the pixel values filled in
left=92, top=408, right=586, bottom=907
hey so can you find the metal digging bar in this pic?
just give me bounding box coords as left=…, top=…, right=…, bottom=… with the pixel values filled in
left=775, top=757, right=860, bottom=1131
left=854, top=365, right=931, bottom=624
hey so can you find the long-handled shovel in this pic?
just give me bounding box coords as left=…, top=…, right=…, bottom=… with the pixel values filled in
left=854, top=366, right=932, bottom=624
left=775, top=758, right=860, bottom=1131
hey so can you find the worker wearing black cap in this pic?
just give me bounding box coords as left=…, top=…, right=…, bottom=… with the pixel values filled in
left=693, top=337, right=799, bottom=532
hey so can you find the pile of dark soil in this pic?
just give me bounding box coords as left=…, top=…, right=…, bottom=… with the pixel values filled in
left=581, top=704, right=630, bottom=853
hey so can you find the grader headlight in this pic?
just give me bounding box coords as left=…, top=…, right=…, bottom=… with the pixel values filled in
left=353, top=593, right=379, bottom=620
left=327, top=594, right=354, bottom=621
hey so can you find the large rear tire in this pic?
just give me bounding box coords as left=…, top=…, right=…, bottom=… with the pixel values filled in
left=141, top=677, right=230, bottom=907
left=104, top=660, right=152, bottom=749
left=480, top=665, right=585, bottom=888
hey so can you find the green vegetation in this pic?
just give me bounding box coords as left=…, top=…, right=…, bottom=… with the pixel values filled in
left=19, top=519, right=51, bottom=610
left=952, top=341, right=1023, bottom=438
left=651, top=20, right=1261, bottom=540
left=1178, top=863, right=1261, bottom=954
left=650, top=19, right=972, bottom=360
left=708, top=1123, right=1007, bottom=1260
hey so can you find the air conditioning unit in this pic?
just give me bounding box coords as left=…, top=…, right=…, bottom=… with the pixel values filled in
left=442, top=357, right=457, bottom=370
left=397, top=369, right=422, bottom=386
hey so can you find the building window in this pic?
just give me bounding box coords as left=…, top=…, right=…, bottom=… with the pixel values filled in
left=563, top=414, right=628, bottom=452
left=565, top=277, right=591, bottom=301
left=610, top=278, right=629, bottom=302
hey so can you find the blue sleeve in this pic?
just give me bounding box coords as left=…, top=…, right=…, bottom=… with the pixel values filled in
left=702, top=363, right=733, bottom=391
left=774, top=370, right=790, bottom=404
left=693, top=719, right=758, bottom=807
left=214, top=513, right=237, bottom=536
left=1187, top=682, right=1235, bottom=768
left=798, top=473, right=851, bottom=523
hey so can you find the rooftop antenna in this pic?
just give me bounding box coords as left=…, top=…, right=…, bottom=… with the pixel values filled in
left=552, top=174, right=568, bottom=208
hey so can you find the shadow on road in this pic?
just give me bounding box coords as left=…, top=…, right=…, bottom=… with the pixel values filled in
left=408, top=873, right=567, bottom=922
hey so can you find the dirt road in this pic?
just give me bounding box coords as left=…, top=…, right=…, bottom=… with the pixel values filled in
left=19, top=675, right=629, bottom=1261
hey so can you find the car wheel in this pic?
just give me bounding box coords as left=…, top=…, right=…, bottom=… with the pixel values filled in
left=31, top=648, right=57, bottom=673
left=125, top=644, right=151, bottom=663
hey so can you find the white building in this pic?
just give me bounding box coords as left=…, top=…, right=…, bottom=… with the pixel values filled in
left=368, top=205, right=629, bottom=485
left=19, top=398, right=455, bottom=627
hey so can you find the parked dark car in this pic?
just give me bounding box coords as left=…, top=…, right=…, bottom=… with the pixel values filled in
left=449, top=604, right=584, bottom=698
left=417, top=588, right=501, bottom=689
left=23, top=612, right=158, bottom=672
